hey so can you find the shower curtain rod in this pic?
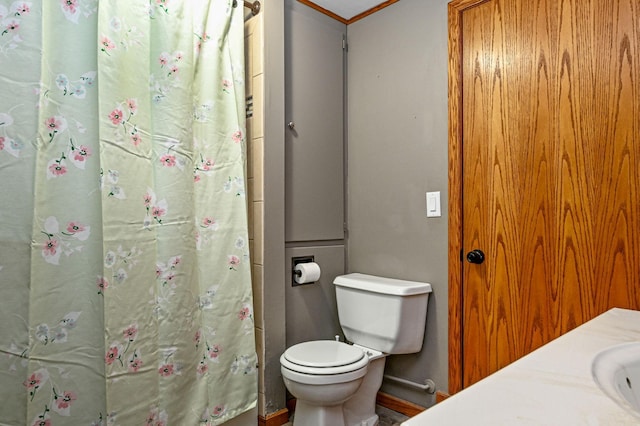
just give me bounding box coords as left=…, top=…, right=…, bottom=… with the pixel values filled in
left=237, top=0, right=261, bottom=16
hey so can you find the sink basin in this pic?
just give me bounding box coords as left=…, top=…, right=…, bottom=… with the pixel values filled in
left=592, top=342, right=640, bottom=418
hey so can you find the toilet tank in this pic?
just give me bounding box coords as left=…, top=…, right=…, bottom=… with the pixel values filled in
left=334, top=273, right=432, bottom=354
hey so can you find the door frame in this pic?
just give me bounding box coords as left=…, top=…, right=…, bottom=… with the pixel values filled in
left=447, top=0, right=488, bottom=396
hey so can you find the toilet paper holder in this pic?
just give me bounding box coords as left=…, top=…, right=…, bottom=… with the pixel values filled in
left=292, top=255, right=316, bottom=286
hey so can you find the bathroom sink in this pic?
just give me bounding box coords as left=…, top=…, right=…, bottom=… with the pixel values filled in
left=591, top=342, right=640, bottom=418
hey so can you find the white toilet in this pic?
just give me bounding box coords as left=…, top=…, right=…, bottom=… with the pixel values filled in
left=280, top=273, right=432, bottom=426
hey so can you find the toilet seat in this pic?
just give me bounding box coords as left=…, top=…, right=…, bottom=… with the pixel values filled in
left=281, top=340, right=368, bottom=375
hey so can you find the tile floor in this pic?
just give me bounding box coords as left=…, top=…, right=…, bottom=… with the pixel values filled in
left=283, top=405, right=410, bottom=426
left=377, top=405, right=410, bottom=426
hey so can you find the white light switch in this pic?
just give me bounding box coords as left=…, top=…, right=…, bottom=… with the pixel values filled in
left=426, top=191, right=441, bottom=217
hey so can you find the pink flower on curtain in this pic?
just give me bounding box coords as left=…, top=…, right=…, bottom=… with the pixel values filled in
left=97, top=276, right=109, bottom=295
left=42, top=239, right=59, bottom=256
left=0, top=136, right=4, bottom=150
left=126, top=98, right=138, bottom=114
left=155, top=0, right=170, bottom=14
left=194, top=156, right=215, bottom=182
left=48, top=221, right=87, bottom=242
left=201, top=217, right=215, bottom=228
left=65, top=222, right=85, bottom=234
left=212, top=405, right=226, bottom=418
left=60, top=220, right=91, bottom=241
left=152, top=206, right=166, bottom=219
left=196, top=361, right=208, bottom=377
left=160, top=154, right=176, bottom=167
left=15, top=3, right=30, bottom=15
left=194, top=329, right=202, bottom=347
left=30, top=418, right=51, bottom=426
left=131, top=132, right=141, bottom=146
left=99, top=35, right=115, bottom=55
left=146, top=407, right=169, bottom=426
left=2, top=20, right=19, bottom=35
left=73, top=145, right=91, bottom=162
left=208, top=344, right=221, bottom=361
left=231, top=130, right=242, bottom=143
left=158, top=53, right=170, bottom=67
left=45, top=116, right=62, bottom=130
left=158, top=364, right=174, bottom=377
left=227, top=255, right=240, bottom=270
left=129, top=358, right=143, bottom=373
left=45, top=116, right=66, bottom=143
left=237, top=306, right=250, bottom=321
left=24, top=368, right=49, bottom=402
left=142, top=189, right=168, bottom=227
left=61, top=0, right=78, bottom=14
left=105, top=346, right=120, bottom=365
left=46, top=152, right=69, bottom=178
left=129, top=351, right=143, bottom=372
left=48, top=162, right=67, bottom=176
left=54, top=389, right=77, bottom=411
left=23, top=372, right=43, bottom=390
left=123, top=324, right=138, bottom=342
left=202, top=158, right=214, bottom=170
left=195, top=32, right=210, bottom=52
left=108, top=108, right=124, bottom=125
left=164, top=271, right=175, bottom=284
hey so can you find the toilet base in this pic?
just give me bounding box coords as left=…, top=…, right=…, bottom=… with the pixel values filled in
left=350, top=413, right=379, bottom=426
left=293, top=400, right=346, bottom=426
left=343, top=353, right=387, bottom=426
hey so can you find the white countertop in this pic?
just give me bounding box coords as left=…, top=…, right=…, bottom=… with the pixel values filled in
left=403, top=308, right=640, bottom=425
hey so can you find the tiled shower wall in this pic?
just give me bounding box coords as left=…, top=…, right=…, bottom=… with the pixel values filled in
left=244, top=11, right=267, bottom=418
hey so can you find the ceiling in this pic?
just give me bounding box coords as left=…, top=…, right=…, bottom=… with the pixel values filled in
left=298, top=0, right=398, bottom=23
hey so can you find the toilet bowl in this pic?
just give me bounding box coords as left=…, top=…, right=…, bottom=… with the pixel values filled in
left=280, top=340, right=369, bottom=426
left=280, top=273, right=432, bottom=426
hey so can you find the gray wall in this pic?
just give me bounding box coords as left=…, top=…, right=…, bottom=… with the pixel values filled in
left=346, top=0, right=450, bottom=406
left=262, top=0, right=287, bottom=415
left=285, top=245, right=345, bottom=346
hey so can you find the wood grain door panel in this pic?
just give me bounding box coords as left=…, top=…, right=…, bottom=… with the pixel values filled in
left=449, top=0, right=640, bottom=391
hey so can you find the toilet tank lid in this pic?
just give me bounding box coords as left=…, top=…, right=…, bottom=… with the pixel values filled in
left=333, top=273, right=432, bottom=296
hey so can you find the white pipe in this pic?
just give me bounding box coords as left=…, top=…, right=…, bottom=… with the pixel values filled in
left=383, top=374, right=436, bottom=394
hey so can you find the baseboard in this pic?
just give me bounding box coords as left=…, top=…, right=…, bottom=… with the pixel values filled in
left=435, top=391, right=450, bottom=403
left=375, top=392, right=426, bottom=418
left=258, top=408, right=289, bottom=426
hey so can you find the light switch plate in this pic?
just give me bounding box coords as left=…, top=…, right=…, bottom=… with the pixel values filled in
left=426, top=191, right=441, bottom=217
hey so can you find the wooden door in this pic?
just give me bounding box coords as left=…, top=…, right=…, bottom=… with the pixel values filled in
left=448, top=0, right=640, bottom=392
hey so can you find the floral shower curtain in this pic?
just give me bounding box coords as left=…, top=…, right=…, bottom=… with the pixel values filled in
left=0, top=1, right=257, bottom=425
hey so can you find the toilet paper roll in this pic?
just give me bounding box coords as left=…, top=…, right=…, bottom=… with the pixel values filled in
left=294, top=262, right=321, bottom=284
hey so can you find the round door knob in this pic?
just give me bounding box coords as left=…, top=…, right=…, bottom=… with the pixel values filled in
left=466, top=249, right=485, bottom=264
left=288, top=121, right=295, bottom=130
